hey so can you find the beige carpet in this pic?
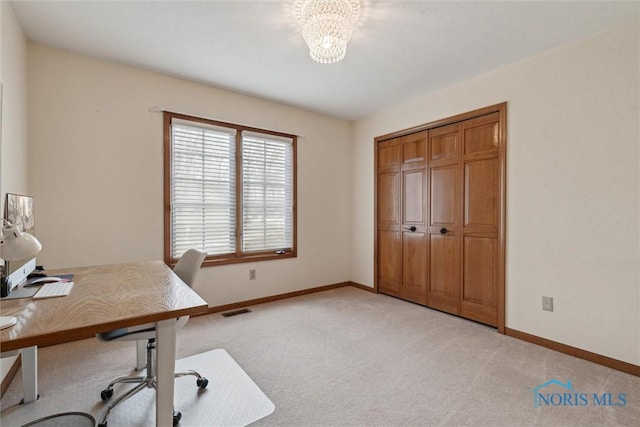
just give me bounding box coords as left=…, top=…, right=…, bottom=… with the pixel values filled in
left=2, top=287, right=639, bottom=426
left=0, top=349, right=274, bottom=426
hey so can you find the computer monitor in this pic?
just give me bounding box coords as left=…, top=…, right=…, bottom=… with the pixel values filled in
left=3, top=193, right=37, bottom=291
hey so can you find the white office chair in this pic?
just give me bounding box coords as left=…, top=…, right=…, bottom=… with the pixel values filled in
left=96, top=249, right=208, bottom=427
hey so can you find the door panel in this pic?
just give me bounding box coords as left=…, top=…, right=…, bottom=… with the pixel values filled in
left=377, top=139, right=402, bottom=298
left=379, top=144, right=401, bottom=171
left=402, top=132, right=426, bottom=164
left=402, top=231, right=427, bottom=303
left=428, top=234, right=459, bottom=314
left=427, top=124, right=461, bottom=314
left=378, top=172, right=400, bottom=226
left=464, top=159, right=498, bottom=228
left=462, top=236, right=496, bottom=305
left=403, top=169, right=424, bottom=224
left=399, top=133, right=427, bottom=303
left=464, top=123, right=498, bottom=155
left=461, top=234, right=498, bottom=326
left=460, top=113, right=500, bottom=327
left=378, top=230, right=401, bottom=295
left=429, top=124, right=459, bottom=162
left=463, top=113, right=499, bottom=156
left=430, top=166, right=458, bottom=226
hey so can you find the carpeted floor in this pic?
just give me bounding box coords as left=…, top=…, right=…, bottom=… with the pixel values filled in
left=2, top=287, right=639, bottom=426
left=1, top=349, right=274, bottom=426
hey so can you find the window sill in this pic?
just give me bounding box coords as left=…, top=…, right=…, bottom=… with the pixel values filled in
left=166, top=251, right=296, bottom=269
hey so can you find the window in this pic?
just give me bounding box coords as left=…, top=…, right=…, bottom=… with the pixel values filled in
left=164, top=112, right=296, bottom=266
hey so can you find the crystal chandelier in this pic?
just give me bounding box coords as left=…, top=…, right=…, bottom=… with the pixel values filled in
left=295, top=0, right=361, bottom=64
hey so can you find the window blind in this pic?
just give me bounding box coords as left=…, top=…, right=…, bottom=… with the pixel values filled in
left=171, top=123, right=236, bottom=258
left=242, top=132, right=293, bottom=252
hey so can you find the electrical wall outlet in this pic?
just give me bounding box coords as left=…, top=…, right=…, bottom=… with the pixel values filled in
left=542, top=296, right=554, bottom=312
left=249, top=269, right=256, bottom=280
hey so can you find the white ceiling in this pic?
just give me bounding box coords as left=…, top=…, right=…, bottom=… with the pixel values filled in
left=10, top=0, right=640, bottom=121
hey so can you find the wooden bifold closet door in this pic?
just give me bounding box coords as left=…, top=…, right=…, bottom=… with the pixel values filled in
left=377, top=131, right=428, bottom=304
left=375, top=104, right=505, bottom=331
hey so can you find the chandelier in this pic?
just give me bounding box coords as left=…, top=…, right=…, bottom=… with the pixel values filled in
left=295, top=0, right=361, bottom=64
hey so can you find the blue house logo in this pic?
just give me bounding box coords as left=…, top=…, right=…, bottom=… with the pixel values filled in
left=533, top=379, right=627, bottom=408
left=532, top=379, right=575, bottom=408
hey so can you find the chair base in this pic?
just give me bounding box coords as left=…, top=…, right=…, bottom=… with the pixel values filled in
left=97, top=339, right=208, bottom=427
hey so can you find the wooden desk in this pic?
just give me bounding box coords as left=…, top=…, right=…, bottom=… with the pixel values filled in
left=0, top=261, right=208, bottom=426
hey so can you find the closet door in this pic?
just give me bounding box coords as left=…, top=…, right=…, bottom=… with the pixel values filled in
left=377, top=139, right=402, bottom=296
left=400, top=131, right=427, bottom=304
left=377, top=132, right=427, bottom=302
left=427, top=123, right=461, bottom=315
left=460, top=113, right=500, bottom=326
left=375, top=104, right=505, bottom=331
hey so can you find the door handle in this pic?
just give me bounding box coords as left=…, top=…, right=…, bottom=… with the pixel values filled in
left=440, top=227, right=448, bottom=234
left=404, top=226, right=417, bottom=232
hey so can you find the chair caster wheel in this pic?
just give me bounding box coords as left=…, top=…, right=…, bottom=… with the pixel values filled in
left=197, top=377, right=208, bottom=388
left=173, top=410, right=182, bottom=426
left=100, top=389, right=114, bottom=401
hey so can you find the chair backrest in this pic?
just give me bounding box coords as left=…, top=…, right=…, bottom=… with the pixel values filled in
left=173, top=249, right=207, bottom=287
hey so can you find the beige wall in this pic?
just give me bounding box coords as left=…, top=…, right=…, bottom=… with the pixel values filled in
left=1, top=1, right=29, bottom=201
left=27, top=44, right=352, bottom=307
left=352, top=21, right=640, bottom=365
left=0, top=0, right=29, bottom=383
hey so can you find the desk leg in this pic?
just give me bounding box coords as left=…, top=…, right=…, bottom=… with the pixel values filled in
left=21, top=346, right=38, bottom=403
left=135, top=340, right=146, bottom=371
left=155, top=318, right=176, bottom=427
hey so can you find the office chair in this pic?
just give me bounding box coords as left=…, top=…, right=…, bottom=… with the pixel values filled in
left=95, top=249, right=208, bottom=427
